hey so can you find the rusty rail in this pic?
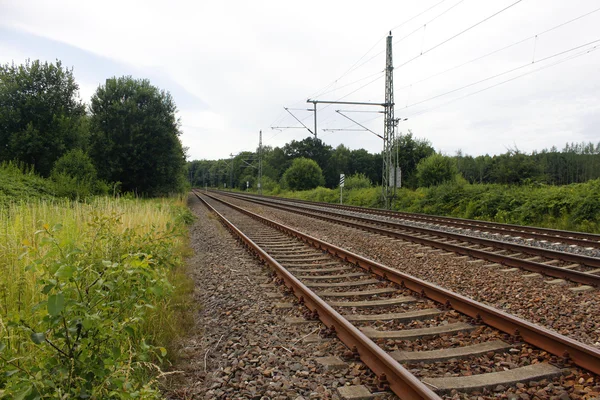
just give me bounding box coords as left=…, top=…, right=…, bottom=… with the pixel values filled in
left=194, top=191, right=441, bottom=400
left=200, top=191, right=600, bottom=376
left=224, top=190, right=600, bottom=247
left=215, top=191, right=600, bottom=287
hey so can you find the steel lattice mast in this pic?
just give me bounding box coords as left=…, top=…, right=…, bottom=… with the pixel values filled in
left=382, top=31, right=396, bottom=209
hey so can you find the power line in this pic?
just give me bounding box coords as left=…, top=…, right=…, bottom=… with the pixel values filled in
left=274, top=1, right=471, bottom=135
left=316, top=70, right=384, bottom=98
left=395, top=0, right=525, bottom=70
left=309, top=0, right=451, bottom=100
left=345, top=0, right=466, bottom=83
left=406, top=44, right=599, bottom=118
left=396, top=5, right=600, bottom=91
left=403, top=38, right=600, bottom=110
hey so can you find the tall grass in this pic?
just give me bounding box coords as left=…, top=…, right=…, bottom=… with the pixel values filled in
left=0, top=196, right=194, bottom=398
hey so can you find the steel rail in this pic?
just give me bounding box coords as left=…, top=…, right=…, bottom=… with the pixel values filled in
left=225, top=191, right=600, bottom=247
left=193, top=191, right=441, bottom=400
left=199, top=191, right=600, bottom=376
left=215, top=191, right=600, bottom=286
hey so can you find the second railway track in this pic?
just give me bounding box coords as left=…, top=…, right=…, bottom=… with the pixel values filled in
left=194, top=190, right=600, bottom=400
left=214, top=191, right=600, bottom=288
left=228, top=191, right=600, bottom=251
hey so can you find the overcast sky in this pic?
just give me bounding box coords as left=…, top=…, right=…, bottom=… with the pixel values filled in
left=1, top=0, right=599, bottom=160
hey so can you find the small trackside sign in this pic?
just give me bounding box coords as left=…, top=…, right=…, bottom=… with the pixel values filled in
left=340, top=174, right=345, bottom=187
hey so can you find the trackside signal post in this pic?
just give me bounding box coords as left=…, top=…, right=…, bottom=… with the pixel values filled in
left=339, top=173, right=345, bottom=204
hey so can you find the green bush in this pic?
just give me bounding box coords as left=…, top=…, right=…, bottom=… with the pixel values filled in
left=0, top=162, right=57, bottom=206
left=344, top=187, right=381, bottom=207
left=416, top=154, right=458, bottom=187
left=392, top=179, right=600, bottom=233
left=343, top=173, right=372, bottom=190
left=274, top=177, right=600, bottom=233
left=50, top=150, right=110, bottom=200
left=281, top=158, right=325, bottom=191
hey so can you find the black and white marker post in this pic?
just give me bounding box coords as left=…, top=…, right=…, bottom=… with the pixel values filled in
left=339, top=173, right=345, bottom=204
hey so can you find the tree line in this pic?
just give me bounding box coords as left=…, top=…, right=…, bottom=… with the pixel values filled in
left=456, top=143, right=600, bottom=186
left=188, top=135, right=600, bottom=191
left=0, top=59, right=187, bottom=196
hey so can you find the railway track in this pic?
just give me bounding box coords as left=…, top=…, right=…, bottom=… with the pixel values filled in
left=211, top=191, right=600, bottom=288
left=226, top=191, right=600, bottom=250
left=194, top=190, right=600, bottom=400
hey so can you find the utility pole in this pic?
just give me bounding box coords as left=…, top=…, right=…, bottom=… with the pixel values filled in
left=305, top=32, right=399, bottom=209
left=258, top=130, right=263, bottom=195
left=382, top=31, right=396, bottom=209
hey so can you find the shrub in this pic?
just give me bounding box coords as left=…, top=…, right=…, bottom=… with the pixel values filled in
left=281, top=158, right=325, bottom=191
left=343, top=173, right=372, bottom=190
left=416, top=154, right=458, bottom=187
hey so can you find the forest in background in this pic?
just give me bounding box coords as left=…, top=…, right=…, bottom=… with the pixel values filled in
left=187, top=132, right=600, bottom=233
left=187, top=135, right=600, bottom=192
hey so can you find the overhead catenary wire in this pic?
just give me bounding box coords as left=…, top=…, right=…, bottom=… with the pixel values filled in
left=395, top=0, right=525, bottom=70
left=345, top=0, right=467, bottom=82
left=309, top=0, right=451, bottom=100
left=406, top=44, right=600, bottom=118
left=315, top=0, right=522, bottom=117
left=403, top=38, right=600, bottom=110
left=269, top=0, right=485, bottom=141
left=395, top=5, right=600, bottom=91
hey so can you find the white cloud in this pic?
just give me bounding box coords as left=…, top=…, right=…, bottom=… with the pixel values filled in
left=1, top=0, right=599, bottom=160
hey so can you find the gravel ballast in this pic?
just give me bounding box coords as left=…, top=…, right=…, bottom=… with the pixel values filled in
left=214, top=194, right=600, bottom=349
left=164, top=195, right=395, bottom=399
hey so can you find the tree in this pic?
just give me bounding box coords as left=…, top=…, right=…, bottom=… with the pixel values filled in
left=348, top=148, right=381, bottom=185
left=328, top=144, right=351, bottom=186
left=416, top=154, right=458, bottom=187
left=283, top=137, right=334, bottom=185
left=0, top=60, right=87, bottom=176
left=281, top=157, right=325, bottom=191
left=89, top=76, right=186, bottom=195
left=393, top=131, right=435, bottom=188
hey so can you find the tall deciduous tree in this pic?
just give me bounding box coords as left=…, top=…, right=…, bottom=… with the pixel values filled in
left=0, top=60, right=87, bottom=176
left=89, top=76, right=186, bottom=195
left=393, top=131, right=435, bottom=188
left=281, top=157, right=325, bottom=191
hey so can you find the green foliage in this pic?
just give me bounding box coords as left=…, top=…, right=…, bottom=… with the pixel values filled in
left=392, top=179, right=600, bottom=233
left=454, top=142, right=600, bottom=186
left=0, top=198, right=192, bottom=398
left=89, top=76, right=186, bottom=196
left=51, top=149, right=97, bottom=182
left=343, top=173, right=372, bottom=190
left=393, top=131, right=435, bottom=188
left=0, top=162, right=57, bottom=206
left=281, top=157, right=325, bottom=191
left=416, top=154, right=458, bottom=187
left=0, top=60, right=87, bottom=176
left=343, top=186, right=381, bottom=207
left=50, top=149, right=109, bottom=200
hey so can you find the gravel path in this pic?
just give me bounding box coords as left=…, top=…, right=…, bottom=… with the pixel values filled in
left=215, top=194, right=600, bottom=349
left=163, top=195, right=396, bottom=399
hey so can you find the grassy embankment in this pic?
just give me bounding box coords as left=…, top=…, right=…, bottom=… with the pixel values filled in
left=267, top=179, right=600, bottom=233
left=0, top=165, right=194, bottom=398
